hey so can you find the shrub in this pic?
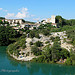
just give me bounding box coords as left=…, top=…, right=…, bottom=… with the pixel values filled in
left=50, top=36, right=60, bottom=42
left=35, top=33, right=40, bottom=39
left=60, top=48, right=70, bottom=59
left=45, top=41, right=50, bottom=44
left=7, top=37, right=26, bottom=56
left=19, top=38, right=26, bottom=47
left=31, top=46, right=42, bottom=56
left=65, top=57, right=72, bottom=65
left=26, top=30, right=31, bottom=34
left=30, top=42, right=33, bottom=45
left=55, top=36, right=60, bottom=41
left=0, top=26, right=21, bottom=46
left=42, top=29, right=50, bottom=36
left=33, top=55, right=45, bottom=62
left=34, top=41, right=43, bottom=47
left=29, top=31, right=35, bottom=38
left=50, top=36, right=55, bottom=42
left=22, top=44, right=26, bottom=49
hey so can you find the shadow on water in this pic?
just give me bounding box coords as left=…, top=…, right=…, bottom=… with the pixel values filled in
left=0, top=46, right=75, bottom=75
left=0, top=46, right=7, bottom=58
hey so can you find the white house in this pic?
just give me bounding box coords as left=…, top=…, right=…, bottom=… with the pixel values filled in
left=5, top=19, right=24, bottom=24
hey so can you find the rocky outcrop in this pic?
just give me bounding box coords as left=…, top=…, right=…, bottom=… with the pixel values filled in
left=8, top=31, right=75, bottom=61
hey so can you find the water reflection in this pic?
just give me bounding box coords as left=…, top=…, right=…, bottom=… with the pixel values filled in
left=0, top=46, right=7, bottom=59
left=8, top=55, right=75, bottom=75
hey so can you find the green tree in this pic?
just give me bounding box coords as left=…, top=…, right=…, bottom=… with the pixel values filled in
left=35, top=41, right=43, bottom=47
left=31, top=46, right=42, bottom=56
left=60, top=48, right=70, bottom=59
left=51, top=41, right=62, bottom=62
left=55, top=15, right=66, bottom=27
left=29, top=31, right=35, bottom=38
left=0, top=26, right=21, bottom=46
left=65, top=57, right=72, bottom=65
left=0, top=20, right=3, bottom=24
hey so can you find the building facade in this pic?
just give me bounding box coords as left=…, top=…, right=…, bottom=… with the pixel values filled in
left=41, top=15, right=56, bottom=26
left=5, top=19, right=23, bottom=24
left=46, top=15, right=55, bottom=23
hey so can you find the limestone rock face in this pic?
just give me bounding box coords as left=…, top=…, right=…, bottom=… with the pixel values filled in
left=26, top=38, right=32, bottom=47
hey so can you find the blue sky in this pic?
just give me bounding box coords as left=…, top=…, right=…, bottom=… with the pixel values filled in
left=0, top=0, right=75, bottom=22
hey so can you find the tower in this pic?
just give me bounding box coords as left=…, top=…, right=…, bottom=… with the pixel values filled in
left=51, top=15, right=55, bottom=23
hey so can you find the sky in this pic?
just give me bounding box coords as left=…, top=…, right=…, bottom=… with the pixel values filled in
left=0, top=0, right=75, bottom=22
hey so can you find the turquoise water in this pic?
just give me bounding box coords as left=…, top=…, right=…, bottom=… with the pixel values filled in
left=0, top=46, right=75, bottom=75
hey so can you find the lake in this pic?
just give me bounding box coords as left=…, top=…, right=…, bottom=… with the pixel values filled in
left=0, top=46, right=75, bottom=75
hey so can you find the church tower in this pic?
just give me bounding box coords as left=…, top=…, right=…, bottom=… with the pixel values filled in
left=51, top=15, right=55, bottom=23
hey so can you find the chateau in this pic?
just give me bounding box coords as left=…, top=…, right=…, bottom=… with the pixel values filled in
left=46, top=15, right=55, bottom=23
left=42, top=15, right=56, bottom=26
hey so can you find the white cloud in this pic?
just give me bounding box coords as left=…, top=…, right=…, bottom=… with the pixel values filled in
left=0, top=8, right=2, bottom=10
left=5, top=13, right=15, bottom=19
left=16, top=12, right=27, bottom=18
left=16, top=7, right=29, bottom=18
left=5, top=7, right=35, bottom=19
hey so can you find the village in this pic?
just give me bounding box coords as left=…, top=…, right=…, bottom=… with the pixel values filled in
left=0, top=15, right=56, bottom=30
left=0, top=15, right=75, bottom=65
left=0, top=0, right=75, bottom=75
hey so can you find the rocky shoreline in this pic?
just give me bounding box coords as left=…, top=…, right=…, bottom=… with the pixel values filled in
left=7, top=31, right=74, bottom=63
left=7, top=50, right=36, bottom=61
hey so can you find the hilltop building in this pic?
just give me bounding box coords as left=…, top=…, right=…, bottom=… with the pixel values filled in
left=0, top=18, right=24, bottom=25
left=46, top=15, right=55, bottom=23
left=5, top=19, right=24, bottom=24
left=41, top=15, right=56, bottom=26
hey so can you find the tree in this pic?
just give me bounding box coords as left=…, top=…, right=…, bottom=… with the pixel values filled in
left=31, top=46, right=42, bottom=56
left=42, top=29, right=50, bottom=36
left=0, top=26, right=21, bottom=46
left=35, top=33, right=40, bottom=38
left=55, top=15, right=67, bottom=27
left=51, top=41, right=62, bottom=62
left=0, top=20, right=3, bottom=24
left=42, top=45, right=52, bottom=61
left=35, top=41, right=43, bottom=47
left=65, top=57, right=72, bottom=65
left=50, top=36, right=55, bottom=42
left=56, top=15, right=75, bottom=27
left=29, top=31, right=35, bottom=38
left=22, top=19, right=25, bottom=23
left=60, top=48, right=70, bottom=59
left=0, top=17, right=5, bottom=19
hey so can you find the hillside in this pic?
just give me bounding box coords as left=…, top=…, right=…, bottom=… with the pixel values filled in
left=7, top=23, right=75, bottom=65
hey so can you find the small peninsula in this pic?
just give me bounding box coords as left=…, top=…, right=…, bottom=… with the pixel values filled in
left=0, top=16, right=75, bottom=65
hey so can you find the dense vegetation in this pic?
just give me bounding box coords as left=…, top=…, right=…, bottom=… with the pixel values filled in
left=32, top=41, right=70, bottom=63
left=6, top=15, right=75, bottom=65
left=31, top=46, right=42, bottom=56
left=0, top=20, right=9, bottom=25
left=56, top=15, right=75, bottom=27
left=7, top=35, right=26, bottom=57
left=0, top=26, right=21, bottom=46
